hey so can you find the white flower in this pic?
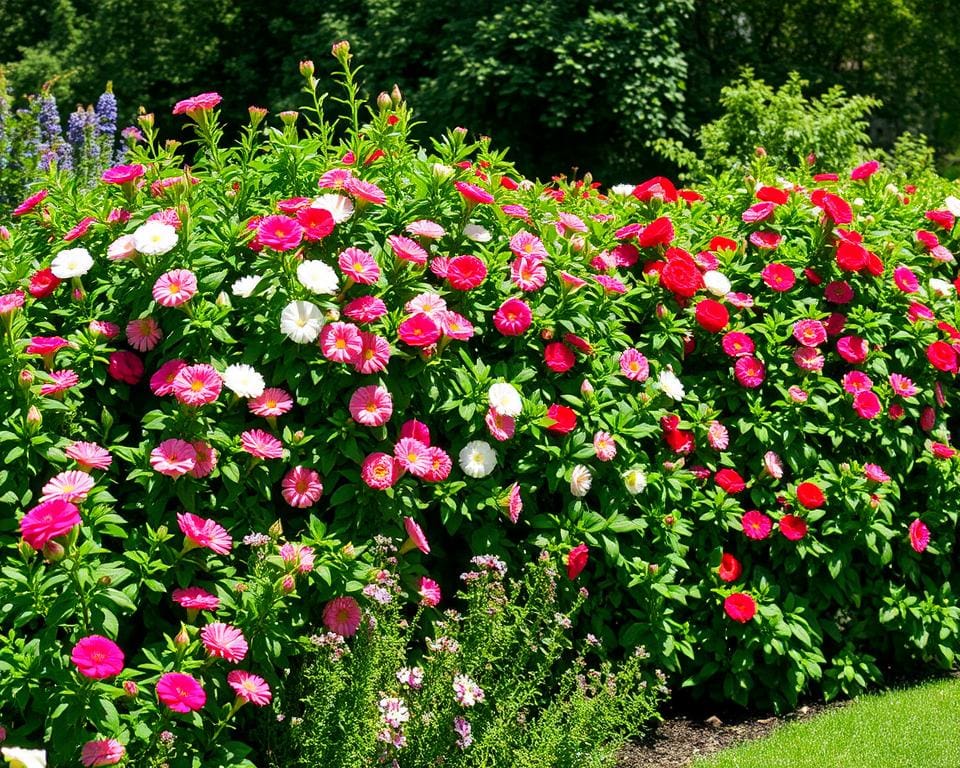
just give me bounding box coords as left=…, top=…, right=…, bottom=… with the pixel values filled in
left=459, top=440, right=497, bottom=478
left=609, top=183, right=635, bottom=196
left=280, top=300, right=323, bottom=343
left=231, top=275, right=262, bottom=298
left=1, top=747, right=47, bottom=768
left=222, top=364, right=265, bottom=398
left=852, top=197, right=865, bottom=207
left=623, top=468, right=647, bottom=495
left=50, top=247, right=93, bottom=278
left=432, top=163, right=454, bottom=181
left=929, top=278, right=954, bottom=297
left=311, top=194, right=353, bottom=223
left=132, top=221, right=178, bottom=256
left=885, top=183, right=900, bottom=196
left=570, top=464, right=592, bottom=498
left=463, top=223, right=491, bottom=242
left=658, top=368, right=685, bottom=401
left=702, top=271, right=731, bottom=297
left=106, top=234, right=137, bottom=261
left=488, top=382, right=522, bottom=417
left=297, top=260, right=339, bottom=295
left=945, top=195, right=960, bottom=217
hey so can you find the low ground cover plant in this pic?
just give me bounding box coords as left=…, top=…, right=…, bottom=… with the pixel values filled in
left=1, top=40, right=959, bottom=765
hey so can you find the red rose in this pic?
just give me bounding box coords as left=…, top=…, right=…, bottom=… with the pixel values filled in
left=638, top=216, right=675, bottom=248
left=715, top=468, right=746, bottom=494
left=718, top=553, right=742, bottom=583
left=108, top=350, right=144, bottom=385
left=835, top=240, right=868, bottom=272
left=543, top=342, right=575, bottom=373
left=566, top=543, right=589, bottom=580
left=926, top=341, right=959, bottom=373
left=779, top=514, right=808, bottom=541
left=659, top=252, right=703, bottom=297
left=694, top=299, right=729, bottom=333
left=796, top=482, right=825, bottom=509
left=723, top=592, right=757, bottom=623
left=28, top=268, right=62, bottom=298
left=545, top=404, right=577, bottom=434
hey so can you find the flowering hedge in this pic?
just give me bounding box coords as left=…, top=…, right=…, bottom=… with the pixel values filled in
left=2, top=42, right=960, bottom=764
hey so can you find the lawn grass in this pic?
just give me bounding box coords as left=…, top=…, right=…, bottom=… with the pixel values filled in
left=692, top=677, right=960, bottom=768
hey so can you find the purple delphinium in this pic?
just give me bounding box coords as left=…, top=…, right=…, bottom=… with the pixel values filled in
left=37, top=92, right=71, bottom=170
left=67, top=107, right=87, bottom=148
left=95, top=84, right=117, bottom=136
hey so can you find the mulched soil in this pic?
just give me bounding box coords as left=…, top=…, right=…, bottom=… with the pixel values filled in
left=617, top=701, right=842, bottom=768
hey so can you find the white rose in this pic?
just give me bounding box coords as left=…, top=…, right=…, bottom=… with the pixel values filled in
left=488, top=382, right=523, bottom=417
left=132, top=221, right=178, bottom=256
left=459, top=440, right=497, bottom=478
left=222, top=364, right=265, bottom=398
left=297, top=260, right=339, bottom=295
left=570, top=464, right=592, bottom=498
left=50, top=247, right=93, bottom=278
left=702, top=270, right=731, bottom=297
left=280, top=300, right=323, bottom=343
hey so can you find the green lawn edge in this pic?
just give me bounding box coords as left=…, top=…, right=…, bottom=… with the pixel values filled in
left=692, top=677, right=960, bottom=768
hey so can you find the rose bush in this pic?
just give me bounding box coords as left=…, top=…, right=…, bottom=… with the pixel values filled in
left=1, top=41, right=960, bottom=764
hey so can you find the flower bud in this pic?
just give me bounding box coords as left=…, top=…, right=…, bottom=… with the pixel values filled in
left=648, top=563, right=659, bottom=575
left=215, top=291, right=231, bottom=307
left=331, top=40, right=351, bottom=63
left=137, top=111, right=155, bottom=130
left=292, top=429, right=305, bottom=444
left=42, top=539, right=65, bottom=561
left=98, top=575, right=112, bottom=586
left=391, top=84, right=403, bottom=105
left=453, top=126, right=468, bottom=137
left=325, top=307, right=340, bottom=323
left=282, top=575, right=296, bottom=593
left=26, top=405, right=41, bottom=432
left=279, top=110, right=299, bottom=127
left=377, top=91, right=392, bottom=111
left=248, top=106, right=268, bottom=127
left=342, top=542, right=356, bottom=560
left=0, top=225, right=10, bottom=241
left=235, top=582, right=249, bottom=593
left=432, top=163, right=454, bottom=181
left=755, top=146, right=767, bottom=157
left=19, top=369, right=33, bottom=389
left=580, top=379, right=594, bottom=397
left=663, top=515, right=675, bottom=527
left=269, top=520, right=284, bottom=539
left=299, top=59, right=315, bottom=77
left=123, top=680, right=139, bottom=698
left=806, top=152, right=817, bottom=166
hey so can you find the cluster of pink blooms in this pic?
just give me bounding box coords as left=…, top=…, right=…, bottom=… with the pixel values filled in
left=360, top=419, right=452, bottom=490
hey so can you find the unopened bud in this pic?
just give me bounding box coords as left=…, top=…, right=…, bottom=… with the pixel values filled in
left=806, top=152, right=817, bottom=166
left=174, top=626, right=190, bottom=647
left=26, top=405, right=41, bottom=431
left=269, top=520, right=283, bottom=539
left=755, top=146, right=767, bottom=157
left=432, top=163, right=454, bottom=181
left=137, top=111, right=155, bottom=130
left=331, top=40, right=351, bottom=63
left=282, top=575, right=296, bottom=593
left=377, top=92, right=392, bottom=111
left=453, top=126, right=468, bottom=137
left=341, top=542, right=356, bottom=560
left=540, top=328, right=553, bottom=341
left=98, top=575, right=112, bottom=586
left=325, top=307, right=340, bottom=322
left=235, top=582, right=248, bottom=593
left=299, top=60, right=315, bottom=78
left=664, top=515, right=675, bottom=526
left=42, top=539, right=65, bottom=561
left=215, top=291, right=231, bottom=307
left=279, top=110, right=299, bottom=127
left=123, top=680, right=139, bottom=698
left=648, top=563, right=659, bottom=575
left=19, top=369, right=33, bottom=389
left=391, top=84, right=402, bottom=105
left=580, top=379, right=594, bottom=397
left=248, top=106, right=268, bottom=127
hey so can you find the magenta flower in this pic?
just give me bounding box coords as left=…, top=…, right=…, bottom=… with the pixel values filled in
left=81, top=738, right=125, bottom=766
left=387, top=234, right=428, bottom=265
left=178, top=512, right=233, bottom=555
left=349, top=384, right=393, bottom=427
left=150, top=439, right=197, bottom=477
left=149, top=359, right=188, bottom=396
left=320, top=321, right=363, bottom=363
left=249, top=387, right=294, bottom=418
left=742, top=510, right=772, bottom=540
left=227, top=670, right=272, bottom=706
left=619, top=348, right=649, bottom=382
left=240, top=429, right=284, bottom=460
left=418, top=576, right=441, bottom=607
left=909, top=519, right=930, bottom=552
left=156, top=671, right=206, bottom=713
left=200, top=622, right=248, bottom=663
left=734, top=356, right=765, bottom=388
left=423, top=446, right=453, bottom=482
left=126, top=317, right=163, bottom=351
left=172, top=363, right=222, bottom=406
left=172, top=586, right=220, bottom=612
left=256, top=214, right=303, bottom=252
left=39, top=369, right=80, bottom=396
left=323, top=596, right=362, bottom=636
left=402, top=516, right=430, bottom=554
left=344, top=176, right=386, bottom=204
left=792, top=319, right=827, bottom=348
left=454, top=181, right=494, bottom=205
left=71, top=635, right=124, bottom=679
left=338, top=247, right=380, bottom=284
left=394, top=437, right=431, bottom=477
left=153, top=269, right=198, bottom=308
left=397, top=314, right=441, bottom=347
left=20, top=499, right=81, bottom=550
left=281, top=466, right=323, bottom=508
left=353, top=331, right=391, bottom=373
left=492, top=298, right=532, bottom=336
left=101, top=163, right=145, bottom=185
left=344, top=295, right=388, bottom=324
left=188, top=440, right=218, bottom=479
left=361, top=452, right=399, bottom=490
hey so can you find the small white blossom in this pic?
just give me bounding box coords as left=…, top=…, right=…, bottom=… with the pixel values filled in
left=280, top=300, right=323, bottom=343
left=945, top=195, right=960, bottom=217
left=222, top=364, right=265, bottom=398
left=570, top=464, right=592, bottom=498
left=50, top=247, right=93, bottom=278
left=132, top=221, right=178, bottom=256
left=311, top=194, right=354, bottom=223
left=623, top=468, right=647, bottom=495
left=1, top=747, right=47, bottom=768
left=658, top=368, right=685, bottom=401
left=463, top=223, right=491, bottom=242
left=231, top=275, right=262, bottom=298
left=459, top=440, right=497, bottom=478
left=609, top=183, right=635, bottom=196
left=488, top=382, right=523, bottom=417
left=702, top=270, right=731, bottom=296
left=929, top=278, right=954, bottom=298
left=297, top=260, right=339, bottom=295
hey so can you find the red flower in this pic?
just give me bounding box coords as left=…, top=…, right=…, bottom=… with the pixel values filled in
left=28, top=268, right=62, bottom=298
left=694, top=299, right=729, bottom=333
left=835, top=241, right=869, bottom=272
left=718, top=553, right=742, bottom=582
left=632, top=176, right=678, bottom=203
left=446, top=255, right=487, bottom=290
left=715, top=468, right=746, bottom=494
left=909, top=519, right=930, bottom=552
left=709, top=236, right=738, bottom=253
left=544, top=342, right=576, bottom=373
left=925, top=210, right=955, bottom=231
left=545, top=404, right=577, bottom=434
left=811, top=189, right=853, bottom=224
left=761, top=262, right=795, bottom=291
left=926, top=341, right=959, bottom=373
left=108, top=350, right=144, bottom=385
left=796, top=482, right=825, bottom=509
left=756, top=186, right=789, bottom=205
left=566, top=543, right=589, bottom=579
left=639, top=216, right=675, bottom=248
left=779, top=515, right=808, bottom=541
left=723, top=592, right=756, bottom=623
left=850, top=160, right=880, bottom=180
left=659, top=250, right=702, bottom=297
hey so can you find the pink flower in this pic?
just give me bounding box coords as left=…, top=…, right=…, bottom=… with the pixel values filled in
left=544, top=341, right=575, bottom=373
left=318, top=168, right=353, bottom=189
left=297, top=206, right=335, bottom=240
left=423, top=446, right=452, bottom=482
left=439, top=311, right=475, bottom=341
left=619, top=348, right=650, bottom=381
left=349, top=384, right=393, bottom=426
left=593, top=431, right=617, bottom=461
left=172, top=91, right=222, bottom=116
left=156, top=671, right=206, bottom=713
left=256, top=214, right=303, bottom=251
left=40, top=369, right=79, bottom=396
left=280, top=543, right=315, bottom=572
left=65, top=441, right=112, bottom=471
left=281, top=466, right=323, bottom=508
left=763, top=451, right=784, bottom=479
left=447, top=255, right=487, bottom=290
left=853, top=391, right=882, bottom=419
left=321, top=322, right=363, bottom=363
left=178, top=512, right=232, bottom=555
left=40, top=470, right=94, bottom=503
left=394, top=437, right=431, bottom=477
left=893, top=265, right=919, bottom=293
left=511, top=256, right=547, bottom=291
left=931, top=442, right=956, bottom=459
left=172, top=364, right=222, bottom=406
left=108, top=350, right=144, bottom=385
left=188, top=440, right=218, bottom=478
left=454, top=181, right=494, bottom=205
left=888, top=373, right=918, bottom=398
left=344, top=295, right=388, bottom=324
left=761, top=262, right=794, bottom=290
left=0, top=288, right=25, bottom=316
left=153, top=269, right=198, bottom=308
left=398, top=314, right=441, bottom=347
left=362, top=452, right=399, bottom=490
left=836, top=335, right=868, bottom=364
left=12, top=189, right=48, bottom=216
left=26, top=336, right=71, bottom=365
left=406, top=292, right=447, bottom=317
left=509, top=230, right=549, bottom=260
left=125, top=317, right=163, bottom=352
left=241, top=429, right=284, bottom=460
left=485, top=408, right=516, bottom=441
left=742, top=510, right=772, bottom=540
left=172, top=586, right=220, bottom=612
left=505, top=483, right=523, bottom=523
left=407, top=219, right=445, bottom=239
left=249, top=387, right=294, bottom=418
left=793, top=347, right=825, bottom=373
left=150, top=359, right=187, bottom=396
left=81, top=738, right=125, bottom=767
left=150, top=439, right=197, bottom=477
left=792, top=319, right=827, bottom=348
left=323, top=596, right=362, bottom=636
left=779, top=514, right=808, bottom=541
left=419, top=577, right=442, bottom=607
left=353, top=331, right=391, bottom=374
left=227, top=670, right=272, bottom=706
left=750, top=231, right=783, bottom=250
left=493, top=298, right=532, bottom=336
left=864, top=463, right=890, bottom=483
left=403, top=516, right=430, bottom=554
left=909, top=519, right=930, bottom=552
left=707, top=421, right=729, bottom=450
left=401, top=419, right=431, bottom=444
left=388, top=234, right=428, bottom=265
left=72, top=635, right=124, bottom=679
left=201, top=622, right=248, bottom=662
left=842, top=371, right=873, bottom=394
left=734, top=356, right=765, bottom=388
left=344, top=176, right=387, bottom=204
left=338, top=247, right=380, bottom=284
left=788, top=385, right=808, bottom=403
left=20, top=499, right=81, bottom=550
left=824, top=280, right=854, bottom=304
left=101, top=163, right=145, bottom=185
